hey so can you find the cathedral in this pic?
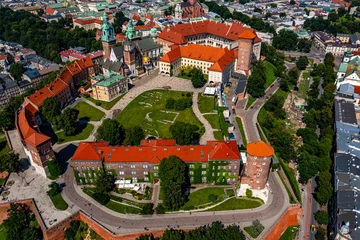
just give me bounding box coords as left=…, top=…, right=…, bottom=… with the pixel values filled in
left=101, top=13, right=163, bottom=77
left=175, top=0, right=207, bottom=20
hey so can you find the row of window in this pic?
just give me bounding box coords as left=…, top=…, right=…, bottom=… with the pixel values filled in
left=118, top=171, right=149, bottom=175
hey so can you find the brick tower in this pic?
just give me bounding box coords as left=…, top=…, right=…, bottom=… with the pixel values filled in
left=237, top=29, right=256, bottom=72
left=242, top=141, right=274, bottom=190
left=101, top=12, right=116, bottom=60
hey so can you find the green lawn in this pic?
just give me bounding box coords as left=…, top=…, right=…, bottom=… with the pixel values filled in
left=225, top=189, right=234, bottom=197
left=73, top=102, right=105, bottom=121
left=213, top=131, right=223, bottom=140
left=198, top=94, right=216, bottom=113
left=0, top=225, right=6, bottom=240
left=116, top=90, right=203, bottom=139
left=277, top=172, right=297, bottom=204
left=246, top=96, right=256, bottom=110
left=181, top=188, right=226, bottom=210
left=206, top=197, right=262, bottom=211
left=264, top=61, right=277, bottom=89
left=0, top=138, right=9, bottom=155
left=204, top=114, right=220, bottom=129
left=82, top=94, right=125, bottom=110
left=298, top=71, right=310, bottom=99
left=279, top=159, right=301, bottom=203
left=244, top=225, right=264, bottom=238
left=279, top=226, right=299, bottom=240
left=236, top=117, right=247, bottom=147
left=56, top=123, right=94, bottom=144
left=50, top=194, right=68, bottom=210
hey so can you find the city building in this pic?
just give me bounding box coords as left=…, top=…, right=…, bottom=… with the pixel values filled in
left=90, top=71, right=128, bottom=102
left=156, top=20, right=261, bottom=60
left=159, top=44, right=235, bottom=83
left=71, top=139, right=241, bottom=185
left=336, top=51, right=360, bottom=88
left=174, top=0, right=207, bottom=20
left=0, top=74, right=33, bottom=106
left=73, top=12, right=114, bottom=31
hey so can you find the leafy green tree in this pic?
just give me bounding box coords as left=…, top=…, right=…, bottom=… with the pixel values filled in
left=159, top=156, right=190, bottom=210
left=136, top=20, right=145, bottom=26
left=123, top=126, right=145, bottom=146
left=155, top=204, right=165, bottom=214
left=0, top=151, right=20, bottom=173
left=191, top=68, right=206, bottom=88
left=315, top=172, right=333, bottom=205
left=141, top=203, right=154, bottom=215
left=165, top=98, right=176, bottom=109
left=3, top=203, right=43, bottom=240
left=273, top=29, right=298, bottom=51
left=9, top=63, right=24, bottom=81
left=170, top=121, right=200, bottom=145
left=47, top=159, right=62, bottom=179
left=95, top=171, right=114, bottom=193
left=96, top=119, right=125, bottom=145
left=41, top=98, right=61, bottom=123
left=315, top=227, right=326, bottom=240
left=47, top=182, right=60, bottom=197
left=328, top=12, right=339, bottom=22
left=314, top=211, right=329, bottom=225
left=23, top=227, right=43, bottom=240
left=280, top=12, right=286, bottom=18
left=60, top=108, right=79, bottom=136
left=290, top=0, right=296, bottom=4
left=247, top=62, right=266, bottom=98
left=246, top=189, right=252, bottom=198
left=296, top=56, right=309, bottom=70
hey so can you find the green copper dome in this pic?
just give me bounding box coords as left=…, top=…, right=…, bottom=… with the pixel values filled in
left=101, top=12, right=116, bottom=43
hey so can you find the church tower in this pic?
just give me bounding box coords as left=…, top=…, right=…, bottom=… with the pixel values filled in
left=124, top=21, right=137, bottom=75
left=237, top=29, right=256, bottom=73
left=101, top=12, right=116, bottom=60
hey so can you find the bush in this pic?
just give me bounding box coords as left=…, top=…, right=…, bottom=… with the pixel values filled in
left=186, top=92, right=191, bottom=97
left=95, top=101, right=101, bottom=106
left=246, top=189, right=253, bottom=198
left=155, top=204, right=165, bottom=214
left=141, top=203, right=154, bottom=215
left=208, top=194, right=218, bottom=203
left=165, top=98, right=175, bottom=109
left=315, top=227, right=326, bottom=240
left=92, top=192, right=110, bottom=205
left=47, top=182, right=60, bottom=197
left=314, top=210, right=329, bottom=225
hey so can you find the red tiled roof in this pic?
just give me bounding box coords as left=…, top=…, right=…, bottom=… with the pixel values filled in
left=74, top=18, right=103, bottom=25
left=45, top=7, right=56, bottom=15
left=247, top=141, right=274, bottom=157
left=28, top=87, right=54, bottom=107
left=0, top=56, right=7, bottom=60
left=135, top=22, right=156, bottom=31
left=160, top=44, right=235, bottom=72
left=72, top=140, right=240, bottom=164
left=239, top=29, right=257, bottom=39
left=158, top=20, right=260, bottom=45
left=72, top=142, right=109, bottom=161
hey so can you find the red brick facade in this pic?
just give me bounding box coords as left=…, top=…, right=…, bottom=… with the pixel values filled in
left=237, top=38, right=254, bottom=72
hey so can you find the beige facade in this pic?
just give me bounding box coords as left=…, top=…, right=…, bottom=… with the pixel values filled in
left=91, top=73, right=128, bottom=102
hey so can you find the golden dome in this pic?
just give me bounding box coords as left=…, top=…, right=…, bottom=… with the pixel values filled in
left=142, top=56, right=150, bottom=63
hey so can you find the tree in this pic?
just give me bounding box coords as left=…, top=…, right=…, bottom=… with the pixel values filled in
left=141, top=203, right=154, bottom=215
left=47, top=159, right=62, bottom=179
left=314, top=211, right=329, bottom=225
left=155, top=204, right=165, bottom=214
left=41, top=98, right=61, bottom=123
left=57, top=108, right=79, bottom=136
left=3, top=203, right=43, bottom=240
left=159, top=156, right=190, bottom=210
left=96, top=119, right=125, bottom=145
left=47, top=182, right=60, bottom=197
left=247, top=65, right=266, bottom=98
left=328, top=12, right=339, bottom=22
left=170, top=121, right=200, bottom=145
left=123, top=126, right=145, bottom=146
left=273, top=29, right=298, bottom=51
left=315, top=227, right=326, bottom=240
left=9, top=63, right=24, bottom=81
left=95, top=171, right=114, bottom=193
left=280, top=12, right=286, bottom=18
left=296, top=56, right=309, bottom=70
left=290, top=0, right=296, bottom=4
left=136, top=20, right=145, bottom=26
left=315, top=172, right=333, bottom=205
left=246, top=189, right=253, bottom=198
left=0, top=151, right=20, bottom=173
left=191, top=68, right=206, bottom=88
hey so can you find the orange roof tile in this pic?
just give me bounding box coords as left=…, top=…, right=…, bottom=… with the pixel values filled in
left=48, top=79, right=68, bottom=95
left=25, top=132, right=50, bottom=146
left=239, top=29, right=257, bottom=39
left=247, top=141, right=274, bottom=157
left=160, top=44, right=235, bottom=72
left=28, top=87, right=54, bottom=107
left=45, top=7, right=56, bottom=15
left=72, top=140, right=240, bottom=164
left=0, top=56, right=7, bottom=60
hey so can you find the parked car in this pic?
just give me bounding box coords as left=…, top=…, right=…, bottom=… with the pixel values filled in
left=229, top=133, right=235, bottom=140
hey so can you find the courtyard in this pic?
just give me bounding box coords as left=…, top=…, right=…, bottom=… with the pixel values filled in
left=116, top=90, right=204, bottom=139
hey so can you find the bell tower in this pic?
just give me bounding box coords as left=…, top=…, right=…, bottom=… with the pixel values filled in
left=124, top=21, right=137, bottom=74
left=101, top=12, right=116, bottom=60
left=237, top=29, right=256, bottom=73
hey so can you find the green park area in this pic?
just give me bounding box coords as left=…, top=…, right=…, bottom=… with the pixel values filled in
left=236, top=117, right=247, bottom=147
left=73, top=102, right=105, bottom=121
left=82, top=94, right=125, bottom=110
left=198, top=94, right=216, bottom=114
left=298, top=71, right=310, bottom=99
left=0, top=224, right=6, bottom=240
left=116, top=90, right=203, bottom=139
left=279, top=226, right=299, bottom=240
left=83, top=188, right=145, bottom=214
left=180, top=188, right=229, bottom=210
left=55, top=123, right=94, bottom=144
left=206, top=197, right=263, bottom=212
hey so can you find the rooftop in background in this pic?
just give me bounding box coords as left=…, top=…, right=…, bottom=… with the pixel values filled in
left=94, top=72, right=126, bottom=88
left=334, top=98, right=357, bottom=125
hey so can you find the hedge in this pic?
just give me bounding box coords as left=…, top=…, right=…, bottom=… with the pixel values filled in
left=279, top=159, right=301, bottom=203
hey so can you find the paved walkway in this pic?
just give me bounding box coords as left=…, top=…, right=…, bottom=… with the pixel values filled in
left=192, top=92, right=214, bottom=144
left=152, top=182, right=160, bottom=209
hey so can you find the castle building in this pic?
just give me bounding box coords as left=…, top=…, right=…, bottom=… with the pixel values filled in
left=159, top=44, right=235, bottom=83
left=90, top=71, right=128, bottom=102
left=242, top=141, right=274, bottom=190
left=102, top=18, right=163, bottom=76
left=71, top=139, right=241, bottom=185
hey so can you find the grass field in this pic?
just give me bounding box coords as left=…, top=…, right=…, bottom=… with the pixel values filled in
left=206, top=197, right=262, bottom=211
left=213, top=131, right=223, bottom=140
left=279, top=226, right=299, bottom=240
left=73, top=102, right=105, bottom=121
left=244, top=225, right=264, bottom=238
left=116, top=90, right=203, bottom=139
left=0, top=138, right=9, bottom=155
left=204, top=114, right=220, bottom=129
left=56, top=123, right=94, bottom=144
left=298, top=71, right=310, bottom=99
left=198, top=94, right=216, bottom=113
left=0, top=224, right=6, bottom=240
left=181, top=188, right=226, bottom=210
left=246, top=96, right=256, bottom=110
left=50, top=194, right=68, bottom=210
left=264, top=61, right=277, bottom=89
left=82, top=94, right=125, bottom=110
left=236, top=117, right=247, bottom=147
